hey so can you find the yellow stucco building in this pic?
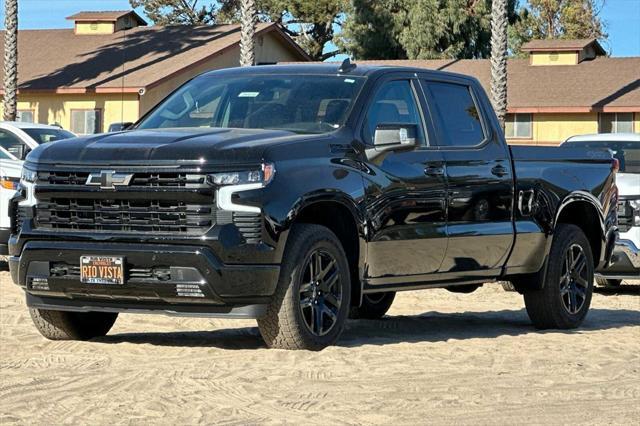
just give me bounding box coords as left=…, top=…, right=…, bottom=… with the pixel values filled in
left=0, top=11, right=309, bottom=134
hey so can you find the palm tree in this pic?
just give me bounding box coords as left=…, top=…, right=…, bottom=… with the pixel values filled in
left=3, top=0, right=19, bottom=121
left=239, top=0, right=256, bottom=67
left=490, top=0, right=508, bottom=130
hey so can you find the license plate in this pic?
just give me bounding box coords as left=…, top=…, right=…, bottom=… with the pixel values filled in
left=80, top=256, right=125, bottom=285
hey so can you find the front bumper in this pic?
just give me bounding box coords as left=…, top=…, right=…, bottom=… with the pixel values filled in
left=598, top=236, right=640, bottom=280
left=9, top=240, right=280, bottom=318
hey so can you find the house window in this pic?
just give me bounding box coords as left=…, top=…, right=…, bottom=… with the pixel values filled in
left=17, top=110, right=34, bottom=123
left=71, top=109, right=102, bottom=134
left=599, top=113, right=633, bottom=133
left=505, top=113, right=532, bottom=139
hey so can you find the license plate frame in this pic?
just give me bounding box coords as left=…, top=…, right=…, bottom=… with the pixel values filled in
left=80, top=256, right=125, bottom=285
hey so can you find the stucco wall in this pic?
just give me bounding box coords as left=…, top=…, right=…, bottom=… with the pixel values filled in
left=530, top=52, right=578, bottom=66
left=75, top=22, right=116, bottom=35
left=507, top=112, right=640, bottom=146
left=1, top=93, right=140, bottom=134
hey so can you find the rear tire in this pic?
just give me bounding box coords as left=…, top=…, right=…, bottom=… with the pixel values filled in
left=595, top=277, right=622, bottom=287
left=523, top=224, right=594, bottom=329
left=350, top=292, right=395, bottom=319
left=29, top=308, right=118, bottom=340
left=258, top=224, right=351, bottom=350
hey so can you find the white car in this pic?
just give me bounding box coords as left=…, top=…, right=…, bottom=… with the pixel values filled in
left=563, top=133, right=640, bottom=285
left=0, top=122, right=76, bottom=254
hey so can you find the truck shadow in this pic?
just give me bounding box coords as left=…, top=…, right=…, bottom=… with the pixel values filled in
left=595, top=284, right=640, bottom=296
left=95, top=307, right=640, bottom=350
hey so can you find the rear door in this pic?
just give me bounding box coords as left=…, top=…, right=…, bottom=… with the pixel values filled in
left=360, top=74, right=448, bottom=283
left=420, top=77, right=514, bottom=278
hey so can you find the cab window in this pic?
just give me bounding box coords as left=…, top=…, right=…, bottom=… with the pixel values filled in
left=424, top=81, right=486, bottom=147
left=363, top=80, right=424, bottom=145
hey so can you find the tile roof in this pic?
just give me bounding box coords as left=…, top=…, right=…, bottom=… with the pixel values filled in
left=0, top=23, right=308, bottom=93
left=521, top=38, right=604, bottom=53
left=352, top=58, right=640, bottom=111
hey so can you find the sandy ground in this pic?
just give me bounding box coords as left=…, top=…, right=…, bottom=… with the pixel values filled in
left=1, top=270, right=638, bottom=425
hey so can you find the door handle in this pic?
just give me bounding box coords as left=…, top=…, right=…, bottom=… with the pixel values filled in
left=491, top=165, right=508, bottom=177
left=424, top=166, right=444, bottom=177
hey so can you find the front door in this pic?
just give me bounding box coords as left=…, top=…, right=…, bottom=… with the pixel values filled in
left=360, top=77, right=448, bottom=283
left=421, top=78, right=514, bottom=278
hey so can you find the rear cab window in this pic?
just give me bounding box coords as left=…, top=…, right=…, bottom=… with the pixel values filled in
left=422, top=80, right=486, bottom=147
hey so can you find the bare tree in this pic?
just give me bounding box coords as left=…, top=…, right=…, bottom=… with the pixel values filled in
left=490, top=0, right=508, bottom=130
left=239, top=0, right=256, bottom=66
left=3, top=0, right=19, bottom=121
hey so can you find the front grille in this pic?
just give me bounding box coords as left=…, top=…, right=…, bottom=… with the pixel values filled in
left=36, top=198, right=213, bottom=234
left=37, top=171, right=207, bottom=188
left=30, top=168, right=263, bottom=241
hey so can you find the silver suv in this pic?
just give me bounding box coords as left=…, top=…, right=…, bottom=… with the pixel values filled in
left=564, top=133, right=640, bottom=285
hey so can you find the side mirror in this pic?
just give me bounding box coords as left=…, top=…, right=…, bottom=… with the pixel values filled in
left=374, top=123, right=418, bottom=148
left=366, top=123, right=418, bottom=160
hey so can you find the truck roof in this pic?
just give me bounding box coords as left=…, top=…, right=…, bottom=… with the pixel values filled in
left=200, top=63, right=478, bottom=83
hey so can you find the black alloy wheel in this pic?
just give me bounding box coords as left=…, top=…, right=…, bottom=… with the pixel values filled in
left=560, top=244, right=590, bottom=314
left=298, top=249, right=343, bottom=336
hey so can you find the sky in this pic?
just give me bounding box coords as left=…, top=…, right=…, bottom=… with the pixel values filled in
left=2, top=0, right=640, bottom=57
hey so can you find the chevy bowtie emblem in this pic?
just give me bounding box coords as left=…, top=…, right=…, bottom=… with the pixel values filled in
left=86, top=170, right=134, bottom=190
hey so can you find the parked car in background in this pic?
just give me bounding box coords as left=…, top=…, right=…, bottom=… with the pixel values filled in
left=0, top=122, right=76, bottom=254
left=9, top=64, right=617, bottom=350
left=563, top=133, right=640, bottom=285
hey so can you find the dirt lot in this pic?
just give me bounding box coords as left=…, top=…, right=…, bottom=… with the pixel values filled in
left=1, top=270, right=638, bottom=425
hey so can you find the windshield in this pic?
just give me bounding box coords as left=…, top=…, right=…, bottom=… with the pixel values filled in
left=565, top=141, right=640, bottom=173
left=137, top=74, right=366, bottom=134
left=23, top=128, right=75, bottom=144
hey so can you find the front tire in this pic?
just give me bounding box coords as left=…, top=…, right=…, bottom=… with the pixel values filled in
left=258, top=224, right=351, bottom=350
left=350, top=292, right=395, bottom=319
left=29, top=308, right=118, bottom=340
left=524, top=224, right=594, bottom=329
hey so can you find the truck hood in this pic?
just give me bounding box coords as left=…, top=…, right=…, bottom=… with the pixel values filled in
left=26, top=128, right=318, bottom=167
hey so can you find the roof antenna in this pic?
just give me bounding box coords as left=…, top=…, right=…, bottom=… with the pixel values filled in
left=338, top=58, right=357, bottom=73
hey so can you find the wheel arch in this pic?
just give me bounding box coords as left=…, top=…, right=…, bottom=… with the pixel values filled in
left=554, top=191, right=606, bottom=267
left=288, top=194, right=366, bottom=307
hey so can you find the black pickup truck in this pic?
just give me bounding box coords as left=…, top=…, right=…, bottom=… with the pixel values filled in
left=9, top=63, right=618, bottom=350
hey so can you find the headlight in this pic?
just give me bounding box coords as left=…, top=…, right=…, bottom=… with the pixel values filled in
left=21, top=167, right=37, bottom=184
left=208, top=163, right=275, bottom=186
left=213, top=163, right=275, bottom=213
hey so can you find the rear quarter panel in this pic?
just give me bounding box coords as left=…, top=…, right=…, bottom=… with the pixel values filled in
left=506, top=146, right=617, bottom=274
